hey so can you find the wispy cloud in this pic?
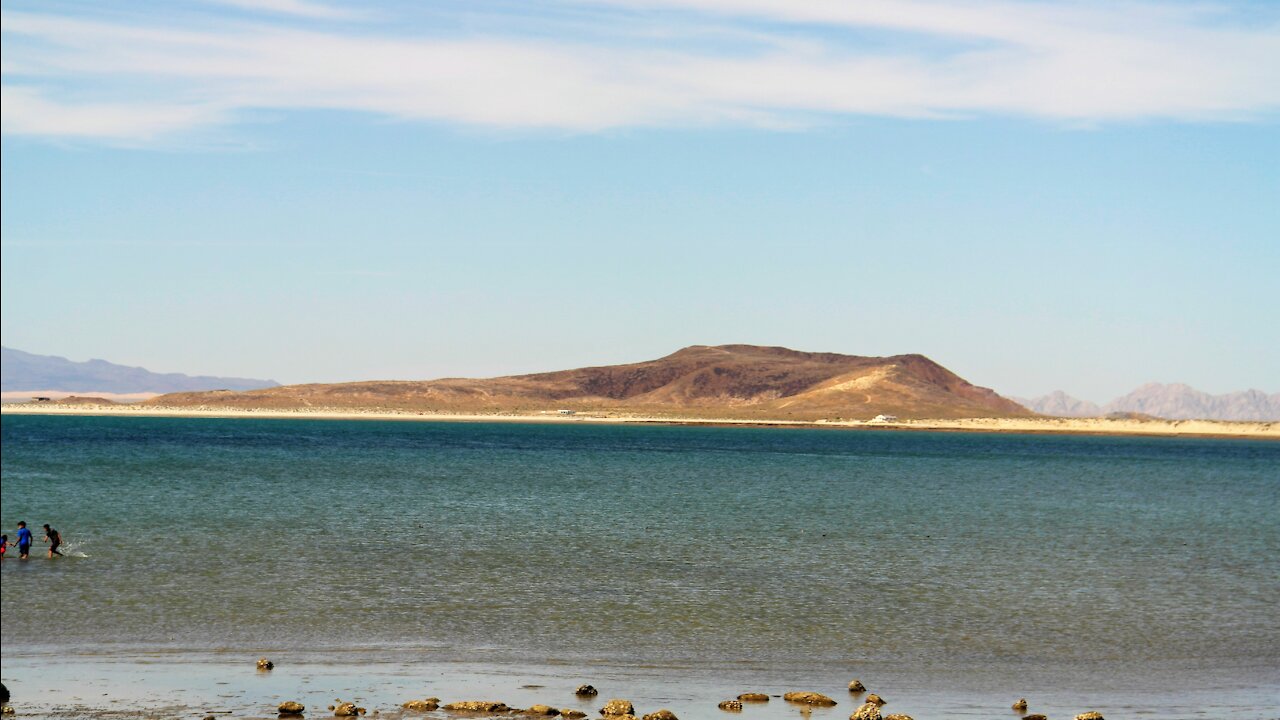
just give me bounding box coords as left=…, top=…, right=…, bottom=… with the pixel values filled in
left=203, top=0, right=364, bottom=21
left=1, top=1, right=1277, bottom=142
left=1, top=86, right=224, bottom=141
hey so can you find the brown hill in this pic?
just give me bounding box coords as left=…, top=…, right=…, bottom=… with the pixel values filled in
left=148, top=345, right=1033, bottom=420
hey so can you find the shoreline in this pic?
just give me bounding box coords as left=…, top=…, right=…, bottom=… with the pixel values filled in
left=2, top=649, right=1277, bottom=720
left=2, top=402, right=1277, bottom=439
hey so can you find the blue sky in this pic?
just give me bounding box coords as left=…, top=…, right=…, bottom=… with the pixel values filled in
left=2, top=0, right=1277, bottom=402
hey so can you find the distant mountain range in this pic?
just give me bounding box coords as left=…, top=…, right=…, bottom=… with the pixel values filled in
left=1013, top=390, right=1104, bottom=417
left=151, top=344, right=1033, bottom=420
left=1, top=347, right=278, bottom=394
left=1015, top=384, right=1280, bottom=421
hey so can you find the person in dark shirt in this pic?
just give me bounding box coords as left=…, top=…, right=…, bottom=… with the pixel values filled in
left=16, top=522, right=33, bottom=559
left=43, top=524, right=63, bottom=558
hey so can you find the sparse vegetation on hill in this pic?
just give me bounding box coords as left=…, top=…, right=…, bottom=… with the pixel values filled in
left=149, top=344, right=1032, bottom=420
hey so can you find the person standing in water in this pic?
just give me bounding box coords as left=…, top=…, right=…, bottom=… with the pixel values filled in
left=43, top=524, right=63, bottom=558
left=16, top=522, right=33, bottom=559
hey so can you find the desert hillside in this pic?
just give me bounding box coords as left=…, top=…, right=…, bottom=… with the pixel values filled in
left=148, top=345, right=1032, bottom=420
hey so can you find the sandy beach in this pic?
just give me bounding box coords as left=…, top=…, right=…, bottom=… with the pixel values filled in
left=3, top=402, right=1276, bottom=439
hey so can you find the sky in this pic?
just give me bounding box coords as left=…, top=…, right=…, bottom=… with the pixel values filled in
left=1, top=0, right=1278, bottom=403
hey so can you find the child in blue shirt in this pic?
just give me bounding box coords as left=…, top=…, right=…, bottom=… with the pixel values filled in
left=16, top=521, right=33, bottom=559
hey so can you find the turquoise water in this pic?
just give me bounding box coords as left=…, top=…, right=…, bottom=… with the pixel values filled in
left=2, top=416, right=1278, bottom=716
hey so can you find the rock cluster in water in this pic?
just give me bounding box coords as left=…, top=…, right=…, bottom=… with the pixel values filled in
left=444, top=701, right=512, bottom=713
left=257, top=657, right=275, bottom=671
left=397, top=697, right=607, bottom=719
left=261, top=679, right=1107, bottom=720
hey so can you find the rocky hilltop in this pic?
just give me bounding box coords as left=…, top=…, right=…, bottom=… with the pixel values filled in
left=149, top=344, right=1032, bottom=420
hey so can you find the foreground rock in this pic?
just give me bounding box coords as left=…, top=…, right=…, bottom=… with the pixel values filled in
left=561, top=710, right=587, bottom=718
left=576, top=686, right=599, bottom=697
left=865, top=694, right=885, bottom=707
left=1075, top=713, right=1105, bottom=720
left=783, top=692, right=837, bottom=707
left=331, top=700, right=367, bottom=716
left=883, top=715, right=913, bottom=720
left=257, top=658, right=275, bottom=671
left=717, top=701, right=743, bottom=712
left=736, top=693, right=769, bottom=702
left=444, top=701, right=512, bottom=713
left=522, top=706, right=560, bottom=716
left=641, top=711, right=676, bottom=720
left=1021, top=715, right=1047, bottom=720
left=600, top=700, right=635, bottom=716
left=849, top=702, right=881, bottom=720
left=278, top=701, right=305, bottom=716
left=403, top=699, right=441, bottom=711
left=847, top=681, right=865, bottom=693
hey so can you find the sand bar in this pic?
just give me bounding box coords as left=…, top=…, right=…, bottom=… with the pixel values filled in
left=3, top=402, right=1276, bottom=439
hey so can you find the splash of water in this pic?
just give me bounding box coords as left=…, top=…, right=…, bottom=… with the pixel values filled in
left=56, top=539, right=90, bottom=558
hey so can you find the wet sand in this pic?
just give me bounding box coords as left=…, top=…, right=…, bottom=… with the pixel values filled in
left=3, top=650, right=1277, bottom=720
left=3, top=403, right=1277, bottom=439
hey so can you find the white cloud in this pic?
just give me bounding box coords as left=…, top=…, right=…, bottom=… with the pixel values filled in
left=1, top=1, right=1277, bottom=141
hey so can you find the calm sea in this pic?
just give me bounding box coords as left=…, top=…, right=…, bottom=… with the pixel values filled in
left=1, top=415, right=1277, bottom=716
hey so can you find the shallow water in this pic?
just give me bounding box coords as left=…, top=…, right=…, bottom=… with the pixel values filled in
left=2, top=416, right=1278, bottom=717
